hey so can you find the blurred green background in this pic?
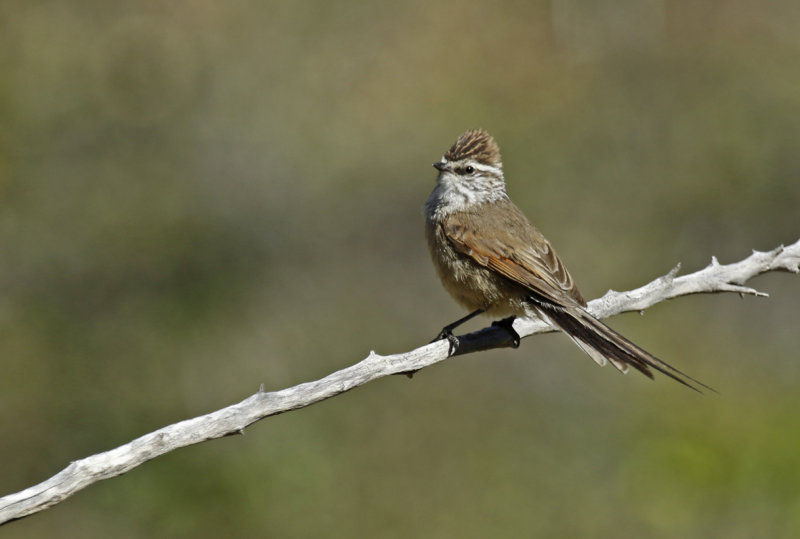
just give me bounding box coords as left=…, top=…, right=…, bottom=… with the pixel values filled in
left=2, top=0, right=799, bottom=537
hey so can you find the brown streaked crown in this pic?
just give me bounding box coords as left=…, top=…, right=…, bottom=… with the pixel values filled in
left=443, top=129, right=502, bottom=168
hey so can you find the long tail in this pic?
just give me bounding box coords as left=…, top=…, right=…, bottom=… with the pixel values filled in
left=531, top=302, right=713, bottom=393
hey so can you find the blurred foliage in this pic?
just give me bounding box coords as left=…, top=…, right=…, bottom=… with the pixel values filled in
left=1, top=0, right=799, bottom=537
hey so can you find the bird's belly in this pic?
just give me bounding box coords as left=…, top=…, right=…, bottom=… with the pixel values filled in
left=430, top=239, right=529, bottom=318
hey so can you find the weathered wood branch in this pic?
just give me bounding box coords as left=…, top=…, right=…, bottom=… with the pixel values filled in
left=1, top=239, right=798, bottom=525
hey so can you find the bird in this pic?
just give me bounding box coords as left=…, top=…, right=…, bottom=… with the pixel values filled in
left=424, top=128, right=709, bottom=391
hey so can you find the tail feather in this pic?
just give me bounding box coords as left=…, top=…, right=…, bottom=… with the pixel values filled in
left=533, top=303, right=713, bottom=393
left=535, top=309, right=630, bottom=373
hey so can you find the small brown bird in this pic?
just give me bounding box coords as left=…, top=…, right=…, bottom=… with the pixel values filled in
left=425, top=129, right=708, bottom=391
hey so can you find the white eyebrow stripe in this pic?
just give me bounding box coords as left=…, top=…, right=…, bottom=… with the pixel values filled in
left=471, top=162, right=503, bottom=176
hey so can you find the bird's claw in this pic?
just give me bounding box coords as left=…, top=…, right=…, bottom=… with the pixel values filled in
left=431, top=329, right=460, bottom=356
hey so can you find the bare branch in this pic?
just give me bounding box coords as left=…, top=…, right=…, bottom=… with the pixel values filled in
left=1, top=238, right=798, bottom=525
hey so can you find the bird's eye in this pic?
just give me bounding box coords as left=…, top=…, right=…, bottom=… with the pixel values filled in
left=465, top=166, right=474, bottom=174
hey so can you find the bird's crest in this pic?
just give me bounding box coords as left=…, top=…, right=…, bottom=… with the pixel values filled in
left=443, top=129, right=502, bottom=168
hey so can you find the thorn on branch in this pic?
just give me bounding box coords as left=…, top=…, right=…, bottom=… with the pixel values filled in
left=666, top=263, right=681, bottom=279
left=721, top=283, right=768, bottom=297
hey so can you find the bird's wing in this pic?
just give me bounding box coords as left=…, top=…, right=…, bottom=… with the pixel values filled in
left=442, top=215, right=585, bottom=307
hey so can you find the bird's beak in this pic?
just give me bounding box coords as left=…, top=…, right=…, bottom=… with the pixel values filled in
left=433, top=161, right=448, bottom=172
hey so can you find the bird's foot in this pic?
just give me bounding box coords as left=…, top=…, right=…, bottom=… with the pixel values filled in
left=430, top=328, right=460, bottom=357
left=491, top=316, right=520, bottom=348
